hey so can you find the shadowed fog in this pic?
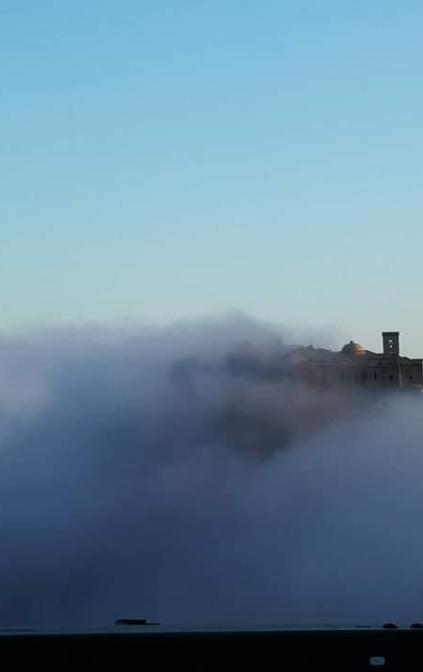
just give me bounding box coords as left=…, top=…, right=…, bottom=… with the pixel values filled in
left=0, top=316, right=422, bottom=628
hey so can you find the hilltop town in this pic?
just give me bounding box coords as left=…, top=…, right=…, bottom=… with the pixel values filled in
left=225, top=331, right=423, bottom=392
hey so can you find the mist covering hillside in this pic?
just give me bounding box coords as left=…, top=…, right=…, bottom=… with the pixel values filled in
left=0, top=317, right=421, bottom=628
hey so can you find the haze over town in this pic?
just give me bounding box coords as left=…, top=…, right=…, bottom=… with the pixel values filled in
left=2, top=1, right=423, bottom=630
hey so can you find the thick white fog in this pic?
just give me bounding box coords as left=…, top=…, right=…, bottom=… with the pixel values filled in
left=0, top=316, right=422, bottom=629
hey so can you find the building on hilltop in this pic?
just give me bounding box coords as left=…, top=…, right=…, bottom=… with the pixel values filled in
left=282, top=331, right=422, bottom=391
left=224, top=331, right=423, bottom=392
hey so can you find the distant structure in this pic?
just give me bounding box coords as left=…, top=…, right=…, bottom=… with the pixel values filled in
left=224, top=331, right=423, bottom=392
left=283, top=331, right=423, bottom=391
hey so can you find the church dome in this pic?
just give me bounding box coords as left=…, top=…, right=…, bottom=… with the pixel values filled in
left=341, top=340, right=365, bottom=355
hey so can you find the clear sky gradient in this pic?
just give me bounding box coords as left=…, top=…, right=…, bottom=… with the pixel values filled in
left=2, top=1, right=423, bottom=354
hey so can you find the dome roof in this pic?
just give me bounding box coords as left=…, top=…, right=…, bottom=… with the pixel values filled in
left=341, top=340, right=365, bottom=355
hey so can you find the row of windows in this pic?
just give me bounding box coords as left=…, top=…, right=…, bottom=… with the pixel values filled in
left=319, top=370, right=411, bottom=384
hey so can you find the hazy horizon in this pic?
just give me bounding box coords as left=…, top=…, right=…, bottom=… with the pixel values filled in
left=1, top=315, right=422, bottom=628
left=2, top=2, right=423, bottom=633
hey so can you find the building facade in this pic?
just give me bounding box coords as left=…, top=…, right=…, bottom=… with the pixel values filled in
left=285, top=331, right=423, bottom=391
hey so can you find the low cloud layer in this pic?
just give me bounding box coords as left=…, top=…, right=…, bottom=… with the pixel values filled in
left=0, top=316, right=422, bottom=629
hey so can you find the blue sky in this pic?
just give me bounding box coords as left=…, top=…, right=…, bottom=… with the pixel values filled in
left=2, top=1, right=423, bottom=354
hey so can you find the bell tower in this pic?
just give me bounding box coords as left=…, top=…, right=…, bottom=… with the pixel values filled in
left=382, top=331, right=400, bottom=357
